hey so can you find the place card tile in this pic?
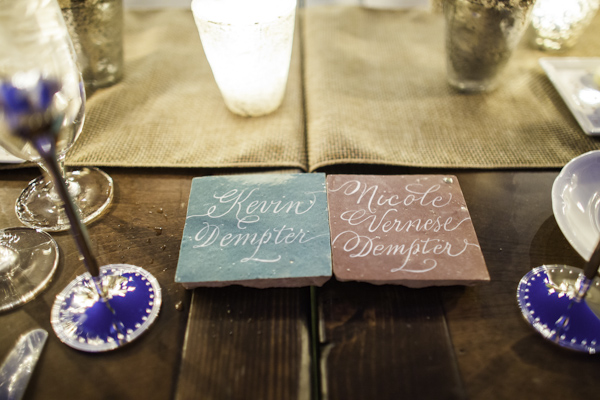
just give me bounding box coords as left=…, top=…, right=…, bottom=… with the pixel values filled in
left=327, top=174, right=489, bottom=288
left=176, top=173, right=332, bottom=288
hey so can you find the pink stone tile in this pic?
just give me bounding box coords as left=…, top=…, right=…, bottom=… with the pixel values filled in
left=327, top=174, right=489, bottom=287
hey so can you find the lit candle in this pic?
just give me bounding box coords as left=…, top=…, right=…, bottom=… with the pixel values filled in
left=530, top=0, right=600, bottom=51
left=191, top=0, right=297, bottom=117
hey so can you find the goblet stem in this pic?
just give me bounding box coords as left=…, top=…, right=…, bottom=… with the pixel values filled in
left=29, top=134, right=99, bottom=279
left=38, top=157, right=72, bottom=198
left=582, top=239, right=600, bottom=281
left=40, top=156, right=67, bottom=182
left=570, top=238, right=600, bottom=303
left=36, top=157, right=76, bottom=205
left=27, top=126, right=161, bottom=352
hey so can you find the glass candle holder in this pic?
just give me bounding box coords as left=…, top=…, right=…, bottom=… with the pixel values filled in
left=443, top=0, right=537, bottom=92
left=191, top=0, right=297, bottom=117
left=59, top=0, right=124, bottom=93
left=529, top=0, right=600, bottom=51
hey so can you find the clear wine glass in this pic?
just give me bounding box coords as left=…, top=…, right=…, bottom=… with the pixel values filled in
left=0, top=0, right=113, bottom=232
left=0, top=0, right=68, bottom=312
left=0, top=227, right=59, bottom=312
left=0, top=0, right=161, bottom=350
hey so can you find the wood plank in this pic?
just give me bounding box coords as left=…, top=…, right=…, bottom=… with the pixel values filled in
left=316, top=165, right=464, bottom=399
left=175, top=286, right=312, bottom=400
left=5, top=166, right=600, bottom=400
left=0, top=168, right=192, bottom=400
left=318, top=279, right=465, bottom=399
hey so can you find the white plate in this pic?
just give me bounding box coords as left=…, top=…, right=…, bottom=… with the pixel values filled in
left=552, top=150, right=600, bottom=260
left=540, top=57, right=600, bottom=136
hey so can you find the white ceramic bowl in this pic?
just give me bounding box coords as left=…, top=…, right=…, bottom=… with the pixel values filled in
left=552, top=150, right=600, bottom=260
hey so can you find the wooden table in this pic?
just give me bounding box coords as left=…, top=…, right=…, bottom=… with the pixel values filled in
left=1, top=165, right=599, bottom=400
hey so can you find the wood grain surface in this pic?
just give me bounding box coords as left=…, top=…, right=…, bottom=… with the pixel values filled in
left=2, top=167, right=600, bottom=400
left=0, top=168, right=193, bottom=400
left=176, top=286, right=312, bottom=400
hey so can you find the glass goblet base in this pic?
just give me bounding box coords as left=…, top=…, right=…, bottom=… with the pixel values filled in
left=517, top=264, right=600, bottom=353
left=16, top=167, right=114, bottom=232
left=51, top=264, right=162, bottom=352
left=0, top=227, right=59, bottom=312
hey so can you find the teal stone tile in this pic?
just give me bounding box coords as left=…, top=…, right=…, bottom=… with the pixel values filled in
left=176, top=173, right=332, bottom=288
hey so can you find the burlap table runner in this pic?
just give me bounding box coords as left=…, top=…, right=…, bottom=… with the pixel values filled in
left=303, top=6, right=600, bottom=171
left=66, top=9, right=306, bottom=169
left=62, top=7, right=600, bottom=171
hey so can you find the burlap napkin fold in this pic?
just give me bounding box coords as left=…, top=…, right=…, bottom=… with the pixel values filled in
left=303, top=6, right=600, bottom=171
left=67, top=9, right=306, bottom=169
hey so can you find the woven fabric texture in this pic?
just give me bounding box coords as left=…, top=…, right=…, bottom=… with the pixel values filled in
left=66, top=9, right=306, bottom=169
left=63, top=6, right=600, bottom=171
left=303, top=6, right=600, bottom=171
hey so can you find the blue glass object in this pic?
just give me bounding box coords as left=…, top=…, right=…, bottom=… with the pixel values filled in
left=51, top=264, right=162, bottom=352
left=517, top=265, right=600, bottom=353
left=0, top=79, right=62, bottom=134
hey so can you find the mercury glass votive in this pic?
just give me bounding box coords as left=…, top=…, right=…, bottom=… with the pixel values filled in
left=443, top=0, right=537, bottom=92
left=529, top=0, right=600, bottom=51
left=191, top=0, right=297, bottom=117
left=59, top=0, right=124, bottom=93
